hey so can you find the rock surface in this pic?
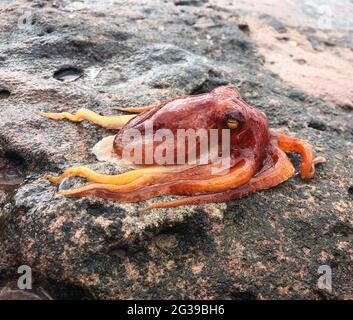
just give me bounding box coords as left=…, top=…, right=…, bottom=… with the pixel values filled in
left=0, top=0, right=352, bottom=299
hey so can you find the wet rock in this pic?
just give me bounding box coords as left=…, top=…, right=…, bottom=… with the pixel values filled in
left=0, top=0, right=352, bottom=299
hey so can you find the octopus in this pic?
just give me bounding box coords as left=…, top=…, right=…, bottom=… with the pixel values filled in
left=38, top=85, right=324, bottom=210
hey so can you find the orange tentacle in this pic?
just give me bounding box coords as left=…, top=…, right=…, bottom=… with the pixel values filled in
left=59, top=160, right=255, bottom=202
left=271, top=131, right=325, bottom=179
left=142, top=145, right=294, bottom=210
left=113, top=105, right=157, bottom=113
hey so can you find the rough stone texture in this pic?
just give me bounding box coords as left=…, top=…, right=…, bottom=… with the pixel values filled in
left=0, top=0, right=352, bottom=299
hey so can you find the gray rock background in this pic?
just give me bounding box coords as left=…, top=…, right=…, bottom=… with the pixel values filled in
left=0, top=0, right=352, bottom=299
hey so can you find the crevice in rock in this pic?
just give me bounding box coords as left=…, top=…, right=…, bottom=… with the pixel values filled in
left=39, top=277, right=95, bottom=300
left=348, top=186, right=353, bottom=199
left=190, top=71, right=229, bottom=95
left=339, top=103, right=353, bottom=111
left=4, top=151, right=26, bottom=168
left=174, top=0, right=206, bottom=7
left=308, top=119, right=327, bottom=131
left=238, top=23, right=250, bottom=35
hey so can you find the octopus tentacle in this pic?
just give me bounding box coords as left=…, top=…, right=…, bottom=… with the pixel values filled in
left=113, top=105, right=157, bottom=113
left=271, top=131, right=325, bottom=179
left=46, top=166, right=149, bottom=184
left=45, top=165, right=201, bottom=186
left=46, top=162, right=219, bottom=185
left=51, top=163, right=217, bottom=195
left=60, top=176, right=156, bottom=196
left=58, top=160, right=255, bottom=200
left=37, top=108, right=136, bottom=129
left=113, top=94, right=191, bottom=114
left=141, top=145, right=294, bottom=210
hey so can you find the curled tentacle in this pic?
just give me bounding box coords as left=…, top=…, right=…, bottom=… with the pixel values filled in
left=142, top=144, right=294, bottom=210
left=271, top=131, right=325, bottom=179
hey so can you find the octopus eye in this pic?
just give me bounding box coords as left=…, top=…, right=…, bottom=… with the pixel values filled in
left=226, top=119, right=239, bottom=129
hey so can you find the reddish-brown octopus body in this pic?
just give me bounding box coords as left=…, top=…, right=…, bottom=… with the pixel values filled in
left=38, top=85, right=324, bottom=210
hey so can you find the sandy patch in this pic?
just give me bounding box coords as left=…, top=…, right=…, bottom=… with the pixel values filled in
left=247, top=17, right=353, bottom=108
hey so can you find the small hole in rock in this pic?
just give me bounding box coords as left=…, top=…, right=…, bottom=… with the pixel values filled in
left=238, top=23, right=250, bottom=35
left=110, top=248, right=127, bottom=258
left=294, top=58, right=307, bottom=65
left=348, top=186, right=353, bottom=198
left=324, top=41, right=335, bottom=47
left=45, top=26, right=55, bottom=34
left=308, top=119, right=327, bottom=131
left=0, top=90, right=11, bottom=99
left=53, top=67, right=83, bottom=82
left=4, top=151, right=25, bottom=167
left=1, top=152, right=25, bottom=188
left=86, top=203, right=105, bottom=216
left=174, top=0, right=205, bottom=6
